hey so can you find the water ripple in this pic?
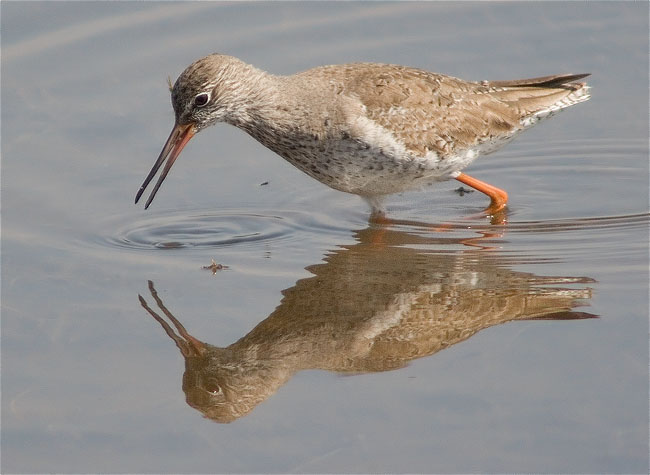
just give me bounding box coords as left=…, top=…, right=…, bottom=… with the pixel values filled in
left=505, top=213, right=649, bottom=233
left=98, top=209, right=353, bottom=251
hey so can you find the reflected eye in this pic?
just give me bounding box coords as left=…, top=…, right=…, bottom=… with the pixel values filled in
left=194, top=92, right=210, bottom=107
left=204, top=381, right=222, bottom=396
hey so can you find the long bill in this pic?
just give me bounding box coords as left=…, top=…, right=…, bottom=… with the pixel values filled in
left=135, top=122, right=196, bottom=209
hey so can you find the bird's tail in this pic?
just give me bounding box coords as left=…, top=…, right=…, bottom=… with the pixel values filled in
left=485, top=73, right=591, bottom=127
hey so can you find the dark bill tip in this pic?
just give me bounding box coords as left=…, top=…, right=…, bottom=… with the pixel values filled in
left=135, top=123, right=195, bottom=208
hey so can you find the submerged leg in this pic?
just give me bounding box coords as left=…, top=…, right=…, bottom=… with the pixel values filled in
left=455, top=173, right=508, bottom=213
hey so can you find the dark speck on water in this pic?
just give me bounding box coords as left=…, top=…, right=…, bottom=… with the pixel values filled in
left=202, top=258, right=229, bottom=274
left=455, top=186, right=475, bottom=196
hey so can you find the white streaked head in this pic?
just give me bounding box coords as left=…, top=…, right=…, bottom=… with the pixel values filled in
left=171, top=53, right=269, bottom=130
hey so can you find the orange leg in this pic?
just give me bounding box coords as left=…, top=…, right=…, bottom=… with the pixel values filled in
left=455, top=173, right=508, bottom=213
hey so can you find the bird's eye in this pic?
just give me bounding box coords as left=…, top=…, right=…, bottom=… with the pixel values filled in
left=194, top=92, right=210, bottom=107
left=204, top=381, right=222, bottom=396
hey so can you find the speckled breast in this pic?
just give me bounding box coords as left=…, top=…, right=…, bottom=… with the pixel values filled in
left=258, top=133, right=474, bottom=197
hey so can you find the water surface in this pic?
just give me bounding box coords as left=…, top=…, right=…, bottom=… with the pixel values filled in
left=2, top=2, right=648, bottom=473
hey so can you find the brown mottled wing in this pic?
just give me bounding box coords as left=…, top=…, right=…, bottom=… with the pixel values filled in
left=328, top=64, right=522, bottom=157
left=326, top=64, right=588, bottom=157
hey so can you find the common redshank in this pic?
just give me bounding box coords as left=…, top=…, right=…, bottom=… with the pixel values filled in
left=135, top=54, right=590, bottom=215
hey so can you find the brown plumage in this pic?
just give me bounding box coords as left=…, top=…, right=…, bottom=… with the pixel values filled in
left=139, top=228, right=596, bottom=423
left=136, top=54, right=590, bottom=215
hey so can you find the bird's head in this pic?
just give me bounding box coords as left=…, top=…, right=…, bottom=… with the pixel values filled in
left=135, top=54, right=263, bottom=209
left=171, top=54, right=253, bottom=130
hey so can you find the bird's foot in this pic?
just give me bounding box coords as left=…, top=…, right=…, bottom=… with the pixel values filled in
left=483, top=201, right=508, bottom=225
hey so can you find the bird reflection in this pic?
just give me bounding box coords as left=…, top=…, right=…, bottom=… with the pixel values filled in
left=139, top=227, right=596, bottom=423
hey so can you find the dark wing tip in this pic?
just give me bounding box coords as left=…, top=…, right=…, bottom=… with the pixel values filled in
left=488, top=73, right=591, bottom=88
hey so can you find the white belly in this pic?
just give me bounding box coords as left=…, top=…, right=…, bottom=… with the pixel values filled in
left=277, top=136, right=482, bottom=196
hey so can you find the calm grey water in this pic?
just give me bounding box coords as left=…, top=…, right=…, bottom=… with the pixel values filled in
left=2, top=2, right=648, bottom=473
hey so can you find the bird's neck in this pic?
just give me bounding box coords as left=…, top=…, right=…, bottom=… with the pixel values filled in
left=222, top=69, right=325, bottom=155
left=223, top=69, right=289, bottom=130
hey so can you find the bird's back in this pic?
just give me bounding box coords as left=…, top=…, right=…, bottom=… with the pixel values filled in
left=295, top=63, right=590, bottom=159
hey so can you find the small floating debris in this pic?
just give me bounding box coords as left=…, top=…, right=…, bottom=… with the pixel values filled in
left=454, top=186, right=474, bottom=196
left=202, top=258, right=229, bottom=274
